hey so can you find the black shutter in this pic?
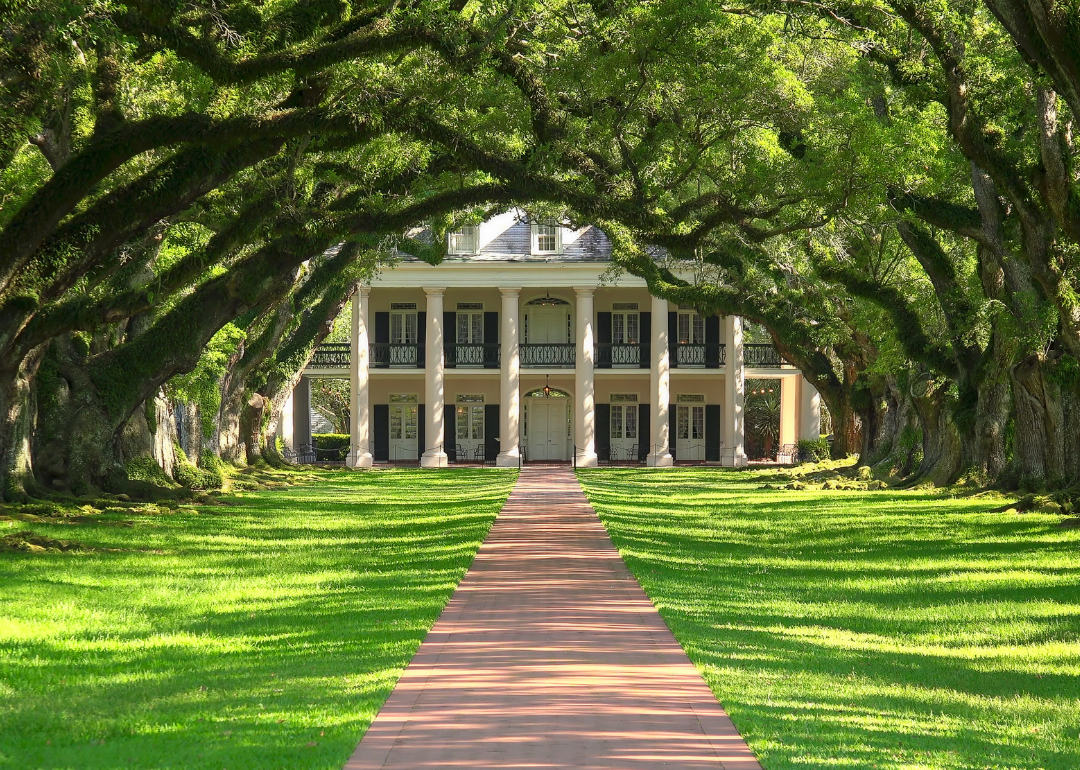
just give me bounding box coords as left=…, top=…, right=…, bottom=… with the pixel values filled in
left=416, top=404, right=425, bottom=461
left=705, top=315, right=721, bottom=369
left=669, top=403, right=677, bottom=460
left=638, top=405, right=650, bottom=461
left=375, top=312, right=390, bottom=343
left=416, top=311, right=426, bottom=369
left=668, top=312, right=678, bottom=369
left=444, top=311, right=457, bottom=368
left=374, top=312, right=390, bottom=369
left=373, top=404, right=389, bottom=461
left=597, top=312, right=612, bottom=369
left=484, top=312, right=499, bottom=368
left=706, top=405, right=722, bottom=462
left=445, top=404, right=457, bottom=462
left=639, top=312, right=651, bottom=369
left=485, top=404, right=500, bottom=462
left=596, top=404, right=611, bottom=462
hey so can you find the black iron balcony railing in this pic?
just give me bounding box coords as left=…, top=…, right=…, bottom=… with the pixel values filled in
left=445, top=343, right=500, bottom=368
left=745, top=343, right=787, bottom=367
left=672, top=343, right=726, bottom=369
left=310, top=343, right=350, bottom=368
left=520, top=343, right=576, bottom=368
left=370, top=343, right=424, bottom=368
left=595, top=342, right=643, bottom=368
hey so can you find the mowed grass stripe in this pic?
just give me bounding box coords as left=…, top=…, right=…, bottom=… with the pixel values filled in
left=0, top=468, right=517, bottom=770
left=578, top=467, right=1080, bottom=770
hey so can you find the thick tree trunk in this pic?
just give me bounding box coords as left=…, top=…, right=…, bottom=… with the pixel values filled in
left=0, top=349, right=44, bottom=501
left=820, top=388, right=861, bottom=459
left=175, top=400, right=202, bottom=462
left=912, top=386, right=964, bottom=486
left=1010, top=353, right=1065, bottom=488
left=29, top=338, right=118, bottom=494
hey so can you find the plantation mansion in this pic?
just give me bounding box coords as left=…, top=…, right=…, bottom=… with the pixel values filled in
left=281, top=210, right=821, bottom=467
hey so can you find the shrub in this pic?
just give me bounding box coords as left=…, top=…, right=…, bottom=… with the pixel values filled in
left=172, top=446, right=223, bottom=491
left=125, top=456, right=175, bottom=486
left=797, top=436, right=830, bottom=462
left=312, top=433, right=350, bottom=461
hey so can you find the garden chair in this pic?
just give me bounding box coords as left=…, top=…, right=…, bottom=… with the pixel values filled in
left=776, top=444, right=797, bottom=464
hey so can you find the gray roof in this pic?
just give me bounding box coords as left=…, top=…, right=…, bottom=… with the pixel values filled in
left=398, top=216, right=614, bottom=263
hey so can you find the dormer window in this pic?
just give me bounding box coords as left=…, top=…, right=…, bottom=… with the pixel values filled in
left=531, top=220, right=562, bottom=255
left=448, top=225, right=478, bottom=255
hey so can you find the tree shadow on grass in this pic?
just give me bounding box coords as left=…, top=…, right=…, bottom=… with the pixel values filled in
left=0, top=468, right=518, bottom=770
left=580, top=469, right=1080, bottom=770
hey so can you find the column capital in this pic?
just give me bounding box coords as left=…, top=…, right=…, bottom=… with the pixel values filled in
left=572, top=285, right=595, bottom=296
left=357, top=285, right=371, bottom=298
left=422, top=286, right=446, bottom=297
left=499, top=287, right=521, bottom=298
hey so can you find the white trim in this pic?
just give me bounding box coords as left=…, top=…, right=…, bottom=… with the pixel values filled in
left=447, top=225, right=479, bottom=255
left=531, top=221, right=563, bottom=256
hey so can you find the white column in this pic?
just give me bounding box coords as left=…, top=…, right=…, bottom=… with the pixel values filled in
left=798, top=376, right=821, bottom=440
left=421, top=288, right=448, bottom=467
left=647, top=294, right=673, bottom=466
left=574, top=287, right=598, bottom=467
left=278, top=389, right=295, bottom=452
left=496, top=288, right=521, bottom=467
left=347, top=287, right=373, bottom=468
left=723, top=315, right=748, bottom=466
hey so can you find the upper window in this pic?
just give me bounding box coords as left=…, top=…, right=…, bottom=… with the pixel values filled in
left=531, top=221, right=562, bottom=255
left=448, top=225, right=478, bottom=255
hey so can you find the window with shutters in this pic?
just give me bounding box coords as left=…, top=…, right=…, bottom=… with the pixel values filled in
left=457, top=312, right=484, bottom=343
left=677, top=311, right=704, bottom=344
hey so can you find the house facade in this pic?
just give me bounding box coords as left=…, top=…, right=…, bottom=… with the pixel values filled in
left=281, top=210, right=821, bottom=467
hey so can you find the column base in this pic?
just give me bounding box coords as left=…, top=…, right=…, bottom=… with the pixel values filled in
left=420, top=451, right=449, bottom=469
left=496, top=450, right=520, bottom=468
left=575, top=451, right=599, bottom=468
left=721, top=449, right=749, bottom=467
left=346, top=451, right=373, bottom=469
left=646, top=452, right=673, bottom=467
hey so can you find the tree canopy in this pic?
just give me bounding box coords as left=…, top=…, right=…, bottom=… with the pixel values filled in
left=1, top=0, right=1077, bottom=499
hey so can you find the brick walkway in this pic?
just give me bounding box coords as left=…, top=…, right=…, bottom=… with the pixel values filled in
left=344, top=466, right=761, bottom=770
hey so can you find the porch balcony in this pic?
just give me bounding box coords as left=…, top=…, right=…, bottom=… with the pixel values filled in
left=745, top=343, right=788, bottom=368
left=310, top=343, right=350, bottom=369
left=671, top=343, right=726, bottom=369
left=594, top=342, right=645, bottom=368
left=445, top=342, right=500, bottom=368
left=370, top=342, right=424, bottom=369
left=520, top=343, right=576, bottom=368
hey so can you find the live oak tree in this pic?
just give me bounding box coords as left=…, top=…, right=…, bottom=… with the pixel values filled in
left=3, top=0, right=1079, bottom=499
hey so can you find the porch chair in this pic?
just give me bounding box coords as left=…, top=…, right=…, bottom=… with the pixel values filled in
left=473, top=443, right=486, bottom=462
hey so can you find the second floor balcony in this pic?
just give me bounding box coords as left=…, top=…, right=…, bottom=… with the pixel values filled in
left=307, top=340, right=786, bottom=372
left=445, top=342, right=500, bottom=368
left=520, top=343, right=576, bottom=368
left=371, top=342, right=424, bottom=368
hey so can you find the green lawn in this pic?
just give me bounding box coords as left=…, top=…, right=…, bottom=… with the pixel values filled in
left=578, top=467, right=1080, bottom=770
left=0, top=468, right=516, bottom=770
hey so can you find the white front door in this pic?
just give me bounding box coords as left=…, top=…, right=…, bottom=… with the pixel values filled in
left=609, top=404, right=639, bottom=460
left=676, top=405, right=705, bottom=461
left=389, top=404, right=418, bottom=460
left=525, top=399, right=569, bottom=461
left=526, top=307, right=570, bottom=343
